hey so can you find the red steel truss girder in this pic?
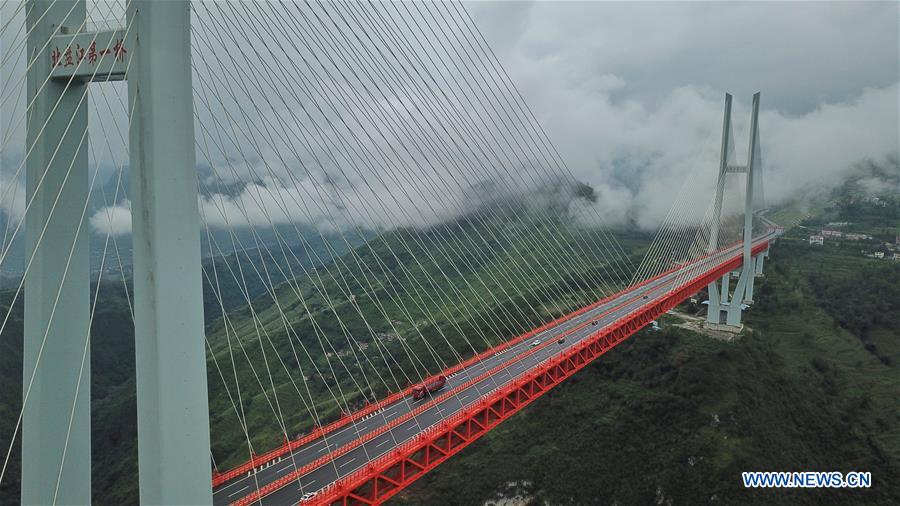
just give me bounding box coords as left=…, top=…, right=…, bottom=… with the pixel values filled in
left=312, top=239, right=769, bottom=506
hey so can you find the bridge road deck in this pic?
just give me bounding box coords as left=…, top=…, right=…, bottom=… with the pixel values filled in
left=213, top=232, right=776, bottom=505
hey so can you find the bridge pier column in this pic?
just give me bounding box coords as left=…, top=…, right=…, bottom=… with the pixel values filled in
left=127, top=1, right=212, bottom=503
left=725, top=300, right=743, bottom=326
left=706, top=280, right=721, bottom=324
left=744, top=257, right=756, bottom=303
left=22, top=1, right=92, bottom=504
left=755, top=249, right=767, bottom=276
left=720, top=273, right=730, bottom=305
left=724, top=266, right=749, bottom=327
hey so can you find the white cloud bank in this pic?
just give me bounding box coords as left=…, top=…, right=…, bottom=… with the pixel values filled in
left=89, top=200, right=132, bottom=237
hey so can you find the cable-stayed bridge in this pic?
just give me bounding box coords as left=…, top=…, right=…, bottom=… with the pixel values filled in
left=0, top=1, right=779, bottom=505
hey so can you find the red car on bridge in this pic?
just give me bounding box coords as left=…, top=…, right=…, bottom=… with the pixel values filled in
left=412, top=375, right=447, bottom=400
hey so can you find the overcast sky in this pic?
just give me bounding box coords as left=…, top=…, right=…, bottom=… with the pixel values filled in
left=2, top=1, right=898, bottom=236
left=472, top=1, right=899, bottom=114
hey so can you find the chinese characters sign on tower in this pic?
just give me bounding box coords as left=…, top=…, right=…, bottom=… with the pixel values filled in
left=49, top=30, right=128, bottom=82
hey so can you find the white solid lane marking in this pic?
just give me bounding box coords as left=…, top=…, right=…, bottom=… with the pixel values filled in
left=228, top=485, right=249, bottom=497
